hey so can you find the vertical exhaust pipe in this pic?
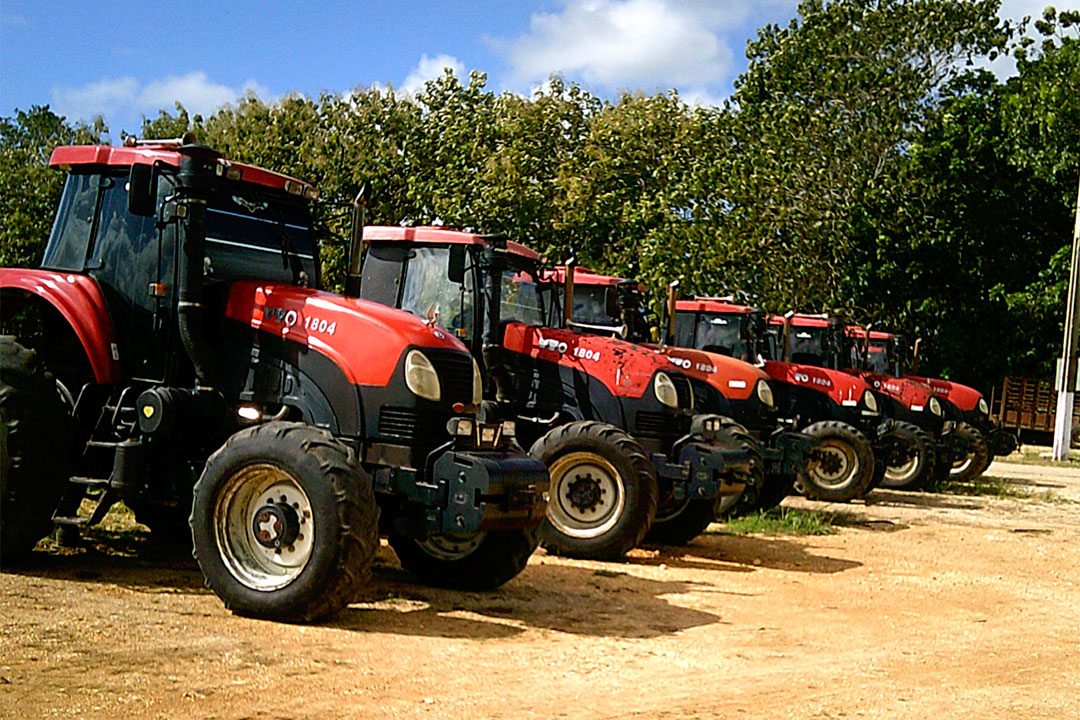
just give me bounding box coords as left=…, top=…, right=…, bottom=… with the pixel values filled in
left=562, top=258, right=575, bottom=329
left=344, top=184, right=369, bottom=298
left=664, top=280, right=679, bottom=346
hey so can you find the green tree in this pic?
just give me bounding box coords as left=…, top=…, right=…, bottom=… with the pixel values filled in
left=0, top=106, right=101, bottom=268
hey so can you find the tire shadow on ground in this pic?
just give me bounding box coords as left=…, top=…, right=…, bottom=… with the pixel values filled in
left=330, top=554, right=728, bottom=640
left=853, top=489, right=986, bottom=511
left=634, top=532, right=862, bottom=575
left=2, top=529, right=207, bottom=595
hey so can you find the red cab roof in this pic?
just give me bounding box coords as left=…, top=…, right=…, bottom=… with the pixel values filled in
left=675, top=298, right=753, bottom=314
left=546, top=266, right=645, bottom=291
left=847, top=326, right=897, bottom=341
left=49, top=144, right=315, bottom=197
left=768, top=314, right=832, bottom=328
left=362, top=225, right=540, bottom=260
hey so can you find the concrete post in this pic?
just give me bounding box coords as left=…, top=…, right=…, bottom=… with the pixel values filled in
left=1052, top=175, right=1080, bottom=460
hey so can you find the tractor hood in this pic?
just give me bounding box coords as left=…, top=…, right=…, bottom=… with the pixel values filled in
left=764, top=360, right=873, bottom=407
left=905, top=374, right=983, bottom=412
left=226, top=281, right=471, bottom=386
left=848, top=369, right=937, bottom=410
left=653, top=345, right=769, bottom=401
left=503, top=322, right=682, bottom=399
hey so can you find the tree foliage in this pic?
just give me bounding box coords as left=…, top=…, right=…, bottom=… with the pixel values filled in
left=1, top=1, right=1076, bottom=391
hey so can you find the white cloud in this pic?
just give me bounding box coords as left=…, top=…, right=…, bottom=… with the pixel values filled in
left=401, top=53, right=466, bottom=95
left=52, top=72, right=268, bottom=123
left=998, top=0, right=1051, bottom=22
left=491, top=0, right=796, bottom=96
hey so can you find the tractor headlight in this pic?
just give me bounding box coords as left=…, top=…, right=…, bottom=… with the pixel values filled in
left=930, top=397, right=943, bottom=416
left=404, top=350, right=441, bottom=401
left=756, top=380, right=775, bottom=409
left=862, top=390, right=879, bottom=413
left=977, top=397, right=989, bottom=415
left=654, top=372, right=679, bottom=408
left=471, top=358, right=483, bottom=405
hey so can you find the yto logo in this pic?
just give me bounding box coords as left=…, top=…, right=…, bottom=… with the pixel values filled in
left=538, top=337, right=569, bottom=355
left=669, top=357, right=692, bottom=369
left=795, top=372, right=810, bottom=383
left=265, top=306, right=298, bottom=328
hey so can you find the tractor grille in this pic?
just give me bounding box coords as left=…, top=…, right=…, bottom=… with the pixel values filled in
left=429, top=351, right=474, bottom=405
left=378, top=407, right=420, bottom=441
left=636, top=411, right=690, bottom=439
left=672, top=374, right=694, bottom=409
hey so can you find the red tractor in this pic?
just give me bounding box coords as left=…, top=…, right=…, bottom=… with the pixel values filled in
left=548, top=266, right=815, bottom=515
left=863, top=329, right=1017, bottom=480
left=357, top=227, right=758, bottom=556
left=673, top=299, right=883, bottom=502
left=0, top=138, right=549, bottom=622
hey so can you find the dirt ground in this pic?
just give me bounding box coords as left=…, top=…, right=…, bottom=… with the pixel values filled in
left=2, top=460, right=1079, bottom=720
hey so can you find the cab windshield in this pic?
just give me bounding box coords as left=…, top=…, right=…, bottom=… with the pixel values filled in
left=787, top=326, right=828, bottom=366
left=682, top=312, right=753, bottom=361
left=397, top=246, right=549, bottom=341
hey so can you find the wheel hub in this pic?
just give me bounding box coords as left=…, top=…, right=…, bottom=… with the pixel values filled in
left=817, top=448, right=845, bottom=476
left=252, top=502, right=300, bottom=548
left=566, top=474, right=604, bottom=513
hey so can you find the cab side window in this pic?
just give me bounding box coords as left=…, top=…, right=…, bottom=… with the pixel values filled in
left=41, top=173, right=98, bottom=271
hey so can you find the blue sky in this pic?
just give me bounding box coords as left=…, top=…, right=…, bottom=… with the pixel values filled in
left=1, top=0, right=1047, bottom=140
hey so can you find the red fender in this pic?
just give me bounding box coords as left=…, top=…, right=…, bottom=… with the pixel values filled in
left=0, top=269, right=120, bottom=384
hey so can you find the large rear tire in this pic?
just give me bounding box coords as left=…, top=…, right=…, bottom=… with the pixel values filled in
left=0, top=336, right=74, bottom=564
left=531, top=421, right=657, bottom=560
left=877, top=421, right=937, bottom=491
left=947, top=421, right=989, bottom=482
left=389, top=528, right=539, bottom=590
left=191, top=422, right=379, bottom=622
left=796, top=421, right=875, bottom=502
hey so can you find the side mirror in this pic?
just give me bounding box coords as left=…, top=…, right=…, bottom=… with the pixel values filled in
left=127, top=163, right=157, bottom=217
left=448, top=245, right=466, bottom=284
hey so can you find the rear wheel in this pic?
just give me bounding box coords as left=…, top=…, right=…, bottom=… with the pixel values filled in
left=531, top=421, right=657, bottom=560
left=191, top=422, right=379, bottom=622
left=948, top=422, right=989, bottom=482
left=0, top=336, right=74, bottom=564
left=389, top=528, right=539, bottom=590
left=877, top=421, right=937, bottom=491
left=796, top=421, right=875, bottom=502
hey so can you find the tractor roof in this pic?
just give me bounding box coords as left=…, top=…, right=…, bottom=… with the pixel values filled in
left=847, top=326, right=897, bottom=341
left=768, top=314, right=833, bottom=329
left=675, top=298, right=753, bottom=314
left=362, top=226, right=540, bottom=260
left=49, top=142, right=316, bottom=198
left=547, top=266, right=646, bottom=291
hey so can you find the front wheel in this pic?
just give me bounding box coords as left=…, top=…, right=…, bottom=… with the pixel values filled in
left=948, top=421, right=990, bottom=482
left=531, top=421, right=657, bottom=560
left=389, top=529, right=539, bottom=590
left=797, top=421, right=875, bottom=502
left=191, top=422, right=379, bottom=623
left=877, top=421, right=937, bottom=491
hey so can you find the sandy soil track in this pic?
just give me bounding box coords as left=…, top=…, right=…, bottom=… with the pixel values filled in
left=2, top=460, right=1078, bottom=720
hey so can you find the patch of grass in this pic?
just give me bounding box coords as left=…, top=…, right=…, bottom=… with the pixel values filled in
left=719, top=507, right=839, bottom=536
left=933, top=474, right=1057, bottom=500
left=995, top=446, right=1080, bottom=467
